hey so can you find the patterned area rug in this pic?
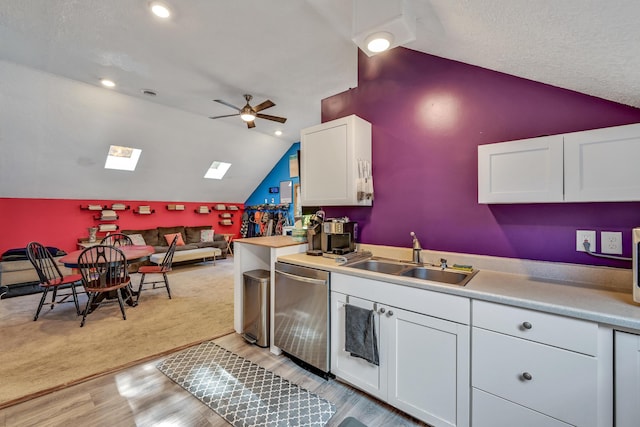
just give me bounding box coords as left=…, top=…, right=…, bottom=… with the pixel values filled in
left=157, top=342, right=336, bottom=426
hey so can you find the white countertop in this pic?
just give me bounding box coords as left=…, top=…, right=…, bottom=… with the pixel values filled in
left=277, top=246, right=640, bottom=331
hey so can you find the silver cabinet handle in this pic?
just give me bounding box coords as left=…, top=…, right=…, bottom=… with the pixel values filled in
left=379, top=307, right=386, bottom=314
left=387, top=310, right=394, bottom=317
left=522, top=372, right=533, bottom=381
left=522, top=321, right=532, bottom=330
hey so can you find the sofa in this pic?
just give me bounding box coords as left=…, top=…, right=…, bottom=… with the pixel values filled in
left=121, top=225, right=228, bottom=265
left=0, top=247, right=72, bottom=289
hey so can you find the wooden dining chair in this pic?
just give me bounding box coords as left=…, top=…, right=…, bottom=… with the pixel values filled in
left=135, top=235, right=178, bottom=302
left=77, top=245, right=133, bottom=327
left=100, top=233, right=133, bottom=247
left=26, top=241, right=83, bottom=321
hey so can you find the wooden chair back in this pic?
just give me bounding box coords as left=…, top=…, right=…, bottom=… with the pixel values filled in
left=78, top=245, right=130, bottom=292
left=100, top=233, right=133, bottom=247
left=26, top=241, right=64, bottom=284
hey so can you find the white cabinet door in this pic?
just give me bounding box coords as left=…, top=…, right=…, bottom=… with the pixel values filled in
left=387, top=307, right=470, bottom=427
left=478, top=135, right=564, bottom=203
left=330, top=292, right=386, bottom=400
left=615, top=330, right=640, bottom=427
left=300, top=115, right=372, bottom=206
left=473, top=328, right=598, bottom=427
left=564, top=123, right=640, bottom=202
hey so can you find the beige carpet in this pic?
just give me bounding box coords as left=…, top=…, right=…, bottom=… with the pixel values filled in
left=0, top=258, right=235, bottom=408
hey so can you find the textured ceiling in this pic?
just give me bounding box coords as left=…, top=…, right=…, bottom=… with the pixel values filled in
left=1, top=0, right=639, bottom=202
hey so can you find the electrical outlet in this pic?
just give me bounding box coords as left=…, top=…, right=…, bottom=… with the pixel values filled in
left=601, top=231, right=623, bottom=255
left=576, top=230, right=596, bottom=252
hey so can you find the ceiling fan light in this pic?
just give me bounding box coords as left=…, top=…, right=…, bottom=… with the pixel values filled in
left=365, top=31, right=393, bottom=53
left=240, top=106, right=256, bottom=122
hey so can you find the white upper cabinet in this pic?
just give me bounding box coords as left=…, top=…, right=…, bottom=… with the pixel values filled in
left=478, top=135, right=564, bottom=203
left=300, top=115, right=372, bottom=206
left=564, top=123, right=640, bottom=202
left=478, top=122, right=640, bottom=203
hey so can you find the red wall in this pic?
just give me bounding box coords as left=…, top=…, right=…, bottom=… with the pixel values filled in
left=0, top=198, right=243, bottom=255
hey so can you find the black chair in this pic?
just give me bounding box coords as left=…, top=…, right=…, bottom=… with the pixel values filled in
left=26, top=241, right=82, bottom=321
left=135, top=235, right=177, bottom=302
left=100, top=233, right=133, bottom=247
left=77, top=245, right=133, bottom=327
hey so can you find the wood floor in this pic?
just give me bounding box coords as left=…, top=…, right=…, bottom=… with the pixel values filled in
left=0, top=332, right=427, bottom=427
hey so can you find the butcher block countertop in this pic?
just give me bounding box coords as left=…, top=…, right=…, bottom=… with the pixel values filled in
left=233, top=235, right=305, bottom=248
left=277, top=244, right=640, bottom=332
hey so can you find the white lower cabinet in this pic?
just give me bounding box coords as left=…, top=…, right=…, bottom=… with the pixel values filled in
left=471, top=300, right=613, bottom=427
left=472, top=388, right=571, bottom=427
left=331, top=273, right=470, bottom=427
left=614, top=330, right=640, bottom=427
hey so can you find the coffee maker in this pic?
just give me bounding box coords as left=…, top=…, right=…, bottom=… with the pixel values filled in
left=306, top=211, right=325, bottom=256
left=321, top=219, right=358, bottom=255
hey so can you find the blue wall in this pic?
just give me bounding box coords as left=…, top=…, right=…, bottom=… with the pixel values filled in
left=245, top=142, right=300, bottom=224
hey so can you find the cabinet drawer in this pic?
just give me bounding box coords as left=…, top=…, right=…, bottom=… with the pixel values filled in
left=473, top=328, right=597, bottom=426
left=472, top=300, right=598, bottom=355
left=472, top=388, right=571, bottom=427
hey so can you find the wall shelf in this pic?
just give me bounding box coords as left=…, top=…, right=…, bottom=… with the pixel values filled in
left=134, top=207, right=155, bottom=215
left=80, top=204, right=107, bottom=211
left=166, top=204, right=185, bottom=211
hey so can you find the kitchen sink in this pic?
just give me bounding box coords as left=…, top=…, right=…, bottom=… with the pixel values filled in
left=344, top=257, right=478, bottom=286
left=400, top=267, right=476, bottom=286
left=345, top=259, right=408, bottom=275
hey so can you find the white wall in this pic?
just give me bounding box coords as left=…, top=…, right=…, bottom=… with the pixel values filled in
left=0, top=60, right=289, bottom=202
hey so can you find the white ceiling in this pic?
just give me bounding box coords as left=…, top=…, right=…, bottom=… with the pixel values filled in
left=1, top=0, right=639, bottom=201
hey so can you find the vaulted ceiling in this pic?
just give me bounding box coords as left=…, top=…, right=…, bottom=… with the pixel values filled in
left=2, top=0, right=639, bottom=202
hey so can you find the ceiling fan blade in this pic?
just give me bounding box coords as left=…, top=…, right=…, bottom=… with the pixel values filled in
left=213, top=99, right=241, bottom=111
left=246, top=120, right=256, bottom=129
left=253, top=99, right=275, bottom=112
left=209, top=113, right=240, bottom=119
left=256, top=113, right=287, bottom=123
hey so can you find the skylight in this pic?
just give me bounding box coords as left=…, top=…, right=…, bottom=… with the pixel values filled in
left=104, top=145, right=142, bottom=171
left=204, top=161, right=231, bottom=180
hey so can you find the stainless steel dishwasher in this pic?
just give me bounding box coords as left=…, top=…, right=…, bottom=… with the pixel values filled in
left=274, top=261, right=330, bottom=374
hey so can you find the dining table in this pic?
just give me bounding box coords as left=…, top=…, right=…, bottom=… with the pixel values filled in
left=58, top=245, right=155, bottom=307
left=58, top=245, right=155, bottom=268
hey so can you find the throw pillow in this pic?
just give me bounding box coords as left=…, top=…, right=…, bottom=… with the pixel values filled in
left=200, top=229, right=214, bottom=242
left=165, top=232, right=185, bottom=246
left=128, top=233, right=146, bottom=246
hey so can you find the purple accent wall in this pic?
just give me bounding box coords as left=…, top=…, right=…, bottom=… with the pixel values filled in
left=321, top=48, right=640, bottom=268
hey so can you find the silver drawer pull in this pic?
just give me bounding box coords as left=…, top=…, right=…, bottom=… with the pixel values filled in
left=387, top=310, right=394, bottom=317
left=522, top=372, right=533, bottom=381
left=379, top=307, right=386, bottom=314
left=522, top=321, right=532, bottom=330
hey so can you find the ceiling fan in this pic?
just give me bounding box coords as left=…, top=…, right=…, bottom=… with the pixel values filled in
left=209, top=94, right=287, bottom=129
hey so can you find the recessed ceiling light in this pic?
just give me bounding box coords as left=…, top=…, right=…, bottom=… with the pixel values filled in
left=274, top=130, right=283, bottom=136
left=365, top=31, right=394, bottom=53
left=150, top=1, right=171, bottom=18
left=100, top=79, right=116, bottom=88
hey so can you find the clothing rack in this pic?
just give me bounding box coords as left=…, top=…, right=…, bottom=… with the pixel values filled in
left=240, top=204, right=292, bottom=238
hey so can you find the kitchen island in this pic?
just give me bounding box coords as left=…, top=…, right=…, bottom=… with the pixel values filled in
left=233, top=236, right=307, bottom=354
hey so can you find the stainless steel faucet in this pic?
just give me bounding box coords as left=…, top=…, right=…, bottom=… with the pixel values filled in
left=440, top=258, right=448, bottom=269
left=410, top=232, right=422, bottom=264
